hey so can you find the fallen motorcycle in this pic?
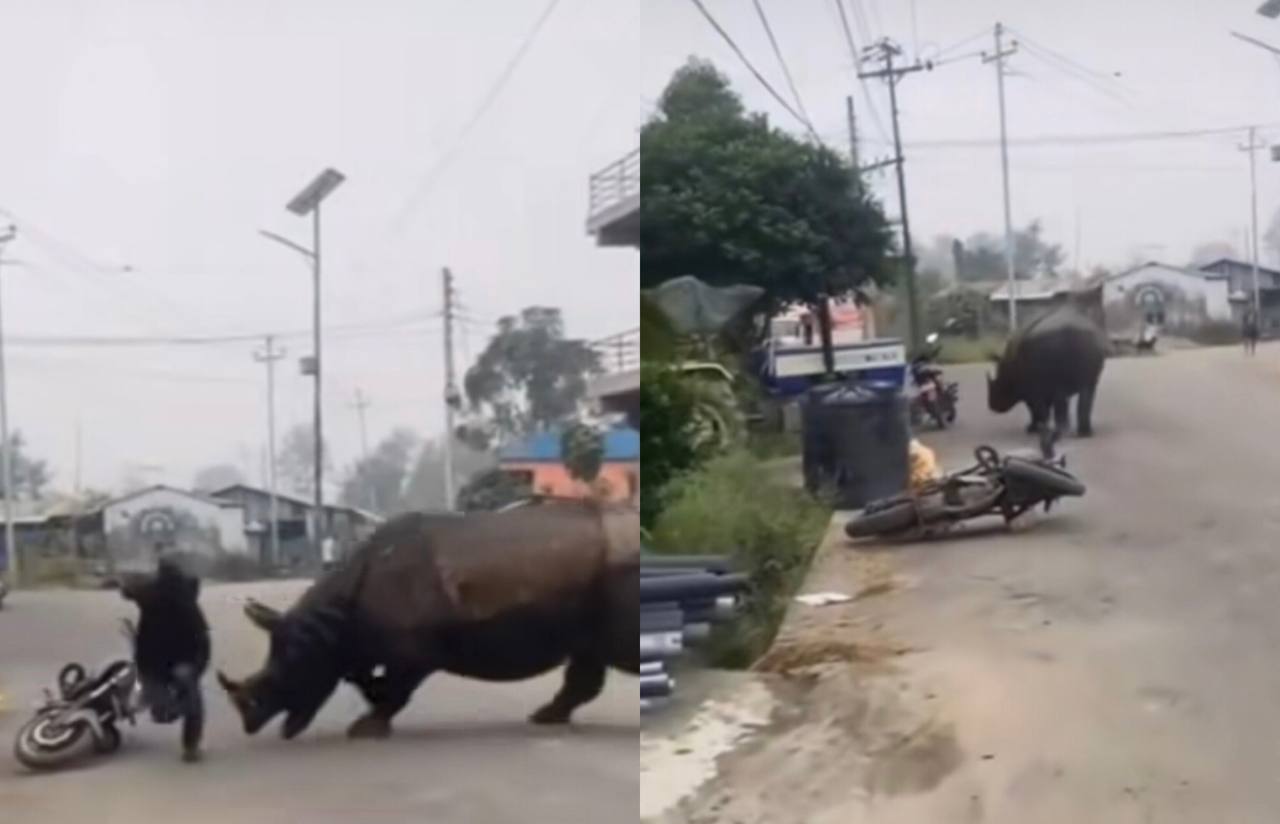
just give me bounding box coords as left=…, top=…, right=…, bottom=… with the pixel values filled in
left=13, top=620, right=143, bottom=771
left=845, top=444, right=1085, bottom=540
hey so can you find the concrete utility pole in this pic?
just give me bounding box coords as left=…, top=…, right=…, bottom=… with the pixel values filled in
left=350, top=388, right=376, bottom=512
left=1242, top=127, right=1266, bottom=325
left=441, top=268, right=460, bottom=511
left=859, top=39, right=927, bottom=352
left=984, top=22, right=1020, bottom=329
left=846, top=94, right=861, bottom=191
left=0, top=226, right=16, bottom=588
left=253, top=335, right=286, bottom=568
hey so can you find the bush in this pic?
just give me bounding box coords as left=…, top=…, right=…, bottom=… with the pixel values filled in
left=639, top=363, right=709, bottom=526
left=937, top=334, right=1005, bottom=364
left=648, top=450, right=831, bottom=667
left=207, top=552, right=268, bottom=582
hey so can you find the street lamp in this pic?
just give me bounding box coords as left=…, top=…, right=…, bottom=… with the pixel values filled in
left=260, top=167, right=344, bottom=567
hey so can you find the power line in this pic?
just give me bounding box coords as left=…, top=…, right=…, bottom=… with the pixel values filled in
left=390, top=0, right=564, bottom=230
left=832, top=0, right=890, bottom=144
left=752, top=0, right=814, bottom=129
left=686, top=0, right=820, bottom=140
left=847, top=123, right=1270, bottom=150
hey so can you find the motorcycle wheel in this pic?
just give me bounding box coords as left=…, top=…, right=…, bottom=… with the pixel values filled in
left=845, top=500, right=920, bottom=538
left=13, top=714, right=96, bottom=770
left=1004, top=458, right=1086, bottom=497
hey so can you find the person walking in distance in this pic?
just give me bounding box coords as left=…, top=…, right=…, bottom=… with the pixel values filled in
left=1244, top=309, right=1260, bottom=356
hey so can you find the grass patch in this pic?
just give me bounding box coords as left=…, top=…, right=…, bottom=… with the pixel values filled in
left=648, top=450, right=831, bottom=668
left=746, top=428, right=801, bottom=460
left=936, top=335, right=1004, bottom=365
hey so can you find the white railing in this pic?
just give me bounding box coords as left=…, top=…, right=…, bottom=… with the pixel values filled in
left=588, top=149, right=640, bottom=226
left=591, top=327, right=640, bottom=373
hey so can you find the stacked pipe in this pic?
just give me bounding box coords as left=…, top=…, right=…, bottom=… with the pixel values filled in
left=640, top=554, right=748, bottom=712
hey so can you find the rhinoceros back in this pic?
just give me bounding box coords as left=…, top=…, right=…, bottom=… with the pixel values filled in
left=311, top=502, right=635, bottom=635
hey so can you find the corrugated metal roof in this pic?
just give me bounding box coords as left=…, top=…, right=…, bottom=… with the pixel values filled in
left=499, top=427, right=639, bottom=463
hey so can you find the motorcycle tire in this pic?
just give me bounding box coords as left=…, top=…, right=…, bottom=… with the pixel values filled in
left=13, top=714, right=96, bottom=770
left=94, top=723, right=122, bottom=754
left=845, top=500, right=920, bottom=538
left=1004, top=458, right=1086, bottom=497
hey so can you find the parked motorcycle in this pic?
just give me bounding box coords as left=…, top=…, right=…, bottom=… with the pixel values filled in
left=13, top=620, right=143, bottom=770
left=909, top=331, right=959, bottom=429
left=844, top=444, right=1085, bottom=540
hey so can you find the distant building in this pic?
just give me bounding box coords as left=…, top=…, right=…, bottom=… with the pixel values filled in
left=1098, top=262, right=1233, bottom=332
left=212, top=483, right=382, bottom=568
left=100, top=485, right=249, bottom=575
left=498, top=427, right=639, bottom=503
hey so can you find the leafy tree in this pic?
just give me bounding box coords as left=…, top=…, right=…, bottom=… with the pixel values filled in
left=192, top=464, right=245, bottom=493
left=641, top=59, right=894, bottom=367
left=953, top=220, right=1065, bottom=282
left=338, top=428, right=419, bottom=514
left=461, top=306, right=600, bottom=448
left=1, top=431, right=50, bottom=500
left=400, top=436, right=494, bottom=511
left=561, top=423, right=604, bottom=484
left=278, top=424, right=331, bottom=498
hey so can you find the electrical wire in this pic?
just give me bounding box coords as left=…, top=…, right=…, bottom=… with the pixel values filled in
left=831, top=0, right=890, bottom=145
left=1007, top=28, right=1132, bottom=109
left=894, top=123, right=1266, bottom=150
left=390, top=0, right=565, bottom=230
left=686, top=0, right=820, bottom=140
left=751, top=0, right=814, bottom=130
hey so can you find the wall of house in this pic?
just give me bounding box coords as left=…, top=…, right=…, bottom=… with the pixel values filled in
left=1103, top=266, right=1232, bottom=328
left=500, top=461, right=639, bottom=503
left=103, top=488, right=248, bottom=573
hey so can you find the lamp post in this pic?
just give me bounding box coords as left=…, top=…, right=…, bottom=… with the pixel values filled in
left=260, top=168, right=344, bottom=567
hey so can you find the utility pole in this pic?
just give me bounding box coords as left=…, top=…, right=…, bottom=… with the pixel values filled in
left=1241, top=126, right=1265, bottom=324
left=859, top=39, right=927, bottom=352
left=846, top=94, right=861, bottom=190
left=0, top=226, right=17, bottom=588
left=350, top=388, right=376, bottom=512
left=984, top=22, right=1020, bottom=329
left=253, top=335, right=285, bottom=569
left=74, top=419, right=83, bottom=496
left=441, top=268, right=460, bottom=511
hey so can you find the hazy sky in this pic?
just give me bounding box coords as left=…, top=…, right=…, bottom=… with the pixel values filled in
left=0, top=0, right=641, bottom=494
left=645, top=0, right=1280, bottom=271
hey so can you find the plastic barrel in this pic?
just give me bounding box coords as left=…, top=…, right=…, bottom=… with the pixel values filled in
left=801, top=380, right=910, bottom=509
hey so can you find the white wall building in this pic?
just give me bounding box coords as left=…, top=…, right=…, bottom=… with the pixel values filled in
left=1101, top=262, right=1233, bottom=328
left=103, top=485, right=248, bottom=572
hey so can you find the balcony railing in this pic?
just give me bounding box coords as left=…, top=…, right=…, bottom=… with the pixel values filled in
left=587, top=149, right=640, bottom=229
left=591, top=327, right=639, bottom=374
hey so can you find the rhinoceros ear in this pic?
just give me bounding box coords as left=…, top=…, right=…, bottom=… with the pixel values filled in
left=244, top=599, right=283, bottom=632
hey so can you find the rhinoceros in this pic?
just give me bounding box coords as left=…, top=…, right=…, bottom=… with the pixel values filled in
left=987, top=300, right=1108, bottom=438
left=217, top=500, right=639, bottom=740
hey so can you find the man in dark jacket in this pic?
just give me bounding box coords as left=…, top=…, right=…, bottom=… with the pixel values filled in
left=121, top=557, right=210, bottom=762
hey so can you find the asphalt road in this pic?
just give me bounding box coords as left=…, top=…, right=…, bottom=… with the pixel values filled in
left=654, top=343, right=1280, bottom=823
left=0, top=579, right=637, bottom=823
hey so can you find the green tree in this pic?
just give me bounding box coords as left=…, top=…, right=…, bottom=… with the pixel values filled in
left=399, top=436, right=494, bottom=511
left=954, top=220, right=1065, bottom=282
left=1, top=431, right=50, bottom=500
left=641, top=59, right=894, bottom=365
left=338, top=428, right=420, bottom=514
left=561, top=423, right=604, bottom=484
left=277, top=424, right=331, bottom=499
left=461, top=306, right=601, bottom=448
left=639, top=363, right=709, bottom=526
left=192, top=464, right=245, bottom=493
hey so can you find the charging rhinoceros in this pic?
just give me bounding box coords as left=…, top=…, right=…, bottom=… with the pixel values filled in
left=218, top=500, right=639, bottom=740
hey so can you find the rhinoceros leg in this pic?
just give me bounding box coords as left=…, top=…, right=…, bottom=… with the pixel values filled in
left=346, top=665, right=431, bottom=739
left=1076, top=383, right=1097, bottom=437
left=529, top=655, right=606, bottom=725
left=1052, top=396, right=1071, bottom=437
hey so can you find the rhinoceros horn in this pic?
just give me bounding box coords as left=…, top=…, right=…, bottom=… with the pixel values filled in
left=244, top=599, right=283, bottom=632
